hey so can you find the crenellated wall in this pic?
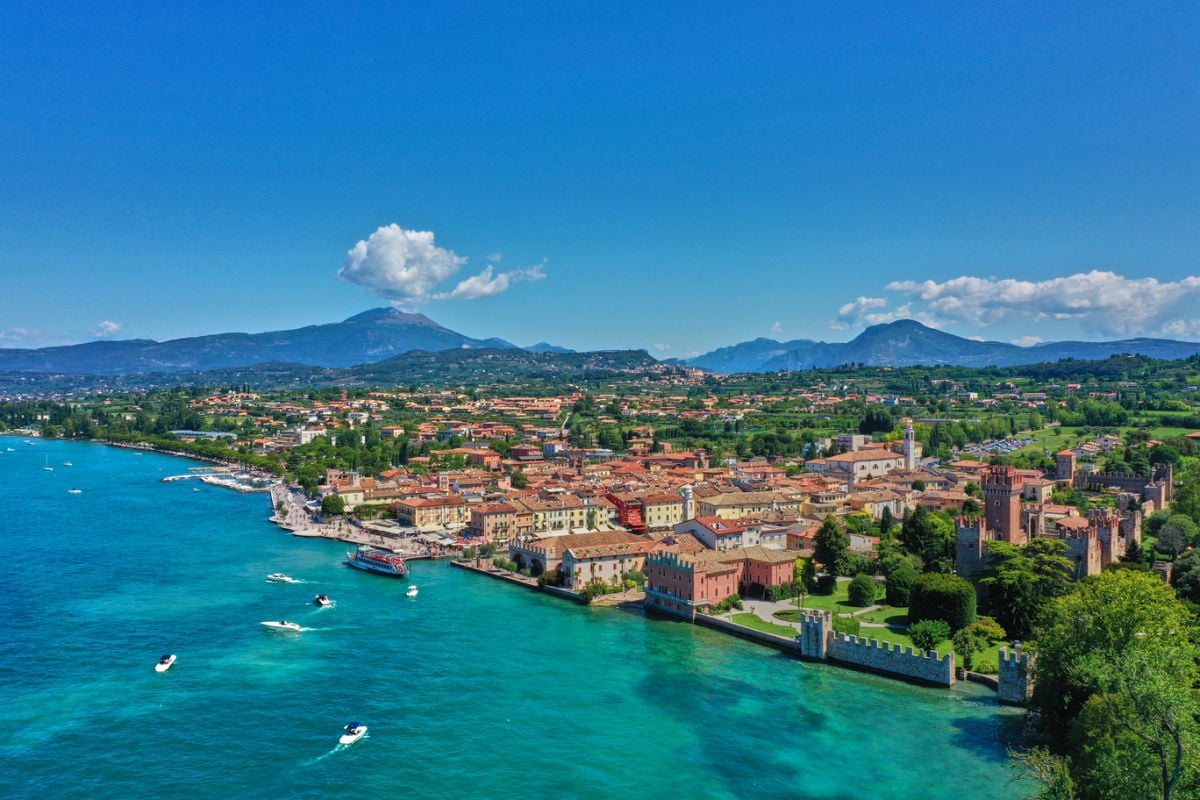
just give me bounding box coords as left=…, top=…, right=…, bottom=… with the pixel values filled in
left=997, top=646, right=1034, bottom=705
left=797, top=610, right=955, bottom=686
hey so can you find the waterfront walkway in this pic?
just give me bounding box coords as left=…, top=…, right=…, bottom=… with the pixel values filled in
left=267, top=484, right=433, bottom=557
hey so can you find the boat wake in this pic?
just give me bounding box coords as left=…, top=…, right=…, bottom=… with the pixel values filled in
left=301, top=738, right=365, bottom=766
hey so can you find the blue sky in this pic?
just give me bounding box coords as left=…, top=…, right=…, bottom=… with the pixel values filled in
left=1, top=1, right=1197, bottom=356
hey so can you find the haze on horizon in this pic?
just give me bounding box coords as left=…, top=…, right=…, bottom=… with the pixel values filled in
left=1, top=2, right=1196, bottom=355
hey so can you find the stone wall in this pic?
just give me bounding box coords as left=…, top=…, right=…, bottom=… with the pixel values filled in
left=798, top=610, right=955, bottom=686
left=828, top=632, right=955, bottom=686
left=997, top=646, right=1034, bottom=705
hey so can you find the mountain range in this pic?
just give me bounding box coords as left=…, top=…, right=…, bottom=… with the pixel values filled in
left=2, top=310, right=1199, bottom=378
left=686, top=319, right=1200, bottom=372
left=0, top=309, right=523, bottom=375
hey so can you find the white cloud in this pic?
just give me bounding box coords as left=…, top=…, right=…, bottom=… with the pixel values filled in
left=92, top=320, right=123, bottom=337
left=434, top=263, right=546, bottom=301
left=834, top=271, right=1200, bottom=338
left=653, top=343, right=672, bottom=352
left=1161, top=319, right=1200, bottom=338
left=1012, top=335, right=1043, bottom=347
left=487, top=252, right=503, bottom=262
left=339, top=225, right=467, bottom=307
left=770, top=321, right=783, bottom=335
left=338, top=225, right=545, bottom=306
left=0, top=327, right=43, bottom=343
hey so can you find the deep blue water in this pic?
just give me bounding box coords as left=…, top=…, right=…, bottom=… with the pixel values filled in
left=0, top=438, right=1030, bottom=799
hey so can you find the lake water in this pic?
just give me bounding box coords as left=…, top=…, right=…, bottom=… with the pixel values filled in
left=0, top=438, right=1030, bottom=799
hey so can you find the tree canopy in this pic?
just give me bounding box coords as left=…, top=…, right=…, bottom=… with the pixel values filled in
left=1029, top=569, right=1199, bottom=800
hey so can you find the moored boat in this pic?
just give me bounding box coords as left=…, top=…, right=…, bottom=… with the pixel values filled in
left=339, top=722, right=367, bottom=745
left=346, top=546, right=409, bottom=577
left=155, top=654, right=176, bottom=672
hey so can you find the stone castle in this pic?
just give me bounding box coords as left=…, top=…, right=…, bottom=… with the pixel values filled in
left=956, top=461, right=1163, bottom=580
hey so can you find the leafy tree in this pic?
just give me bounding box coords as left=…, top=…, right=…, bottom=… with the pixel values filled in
left=900, top=506, right=954, bottom=572
left=885, top=564, right=919, bottom=606
left=979, top=538, right=1073, bottom=641
left=814, top=516, right=850, bottom=575
left=1161, top=514, right=1199, bottom=551
left=1170, top=549, right=1200, bottom=604
left=910, top=479, right=926, bottom=492
left=509, top=469, right=529, bottom=490
left=847, top=573, right=879, bottom=607
left=908, top=619, right=951, bottom=653
left=1031, top=569, right=1199, bottom=799
left=909, top=573, right=976, bottom=633
left=795, top=557, right=816, bottom=593
left=859, top=406, right=892, bottom=435
left=320, top=493, right=345, bottom=515
left=952, top=625, right=989, bottom=670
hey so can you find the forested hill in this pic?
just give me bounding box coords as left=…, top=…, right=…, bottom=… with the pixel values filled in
left=0, top=348, right=683, bottom=395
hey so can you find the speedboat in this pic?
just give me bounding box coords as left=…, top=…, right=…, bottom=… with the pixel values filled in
left=63, top=461, right=73, bottom=467
left=155, top=654, right=177, bottom=672
left=314, top=594, right=333, bottom=607
left=339, top=722, right=367, bottom=745
left=261, top=620, right=303, bottom=632
left=406, top=585, right=419, bottom=598
left=266, top=573, right=298, bottom=583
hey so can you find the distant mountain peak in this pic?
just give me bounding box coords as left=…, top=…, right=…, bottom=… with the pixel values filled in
left=687, top=318, right=1200, bottom=373
left=344, top=307, right=440, bottom=327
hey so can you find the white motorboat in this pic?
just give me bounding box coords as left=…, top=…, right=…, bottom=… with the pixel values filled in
left=406, top=585, right=419, bottom=598
left=155, top=654, right=177, bottom=672
left=63, top=461, right=73, bottom=467
left=261, top=620, right=303, bottom=632
left=266, top=573, right=298, bottom=583
left=314, top=594, right=333, bottom=607
left=339, top=723, right=367, bottom=745
left=68, top=489, right=82, bottom=494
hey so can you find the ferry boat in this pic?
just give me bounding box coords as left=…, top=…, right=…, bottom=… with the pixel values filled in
left=346, top=546, right=409, bottom=577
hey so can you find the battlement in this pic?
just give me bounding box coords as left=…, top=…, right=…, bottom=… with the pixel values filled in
left=1061, top=525, right=1097, bottom=541
left=796, top=610, right=954, bottom=685
left=997, top=645, right=1034, bottom=705
left=983, top=465, right=1023, bottom=491
left=646, top=550, right=697, bottom=572
left=828, top=632, right=955, bottom=686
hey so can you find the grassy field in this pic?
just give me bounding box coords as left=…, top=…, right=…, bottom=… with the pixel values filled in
left=1014, top=425, right=1086, bottom=456
left=731, top=613, right=797, bottom=637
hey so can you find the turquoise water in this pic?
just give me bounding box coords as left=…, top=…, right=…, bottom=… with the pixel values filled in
left=0, top=438, right=1030, bottom=799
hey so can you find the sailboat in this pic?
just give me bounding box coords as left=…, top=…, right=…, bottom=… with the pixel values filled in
left=42, top=456, right=53, bottom=472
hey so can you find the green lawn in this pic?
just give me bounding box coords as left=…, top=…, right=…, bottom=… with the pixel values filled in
left=1013, top=426, right=1085, bottom=456
left=853, top=606, right=909, bottom=626
left=732, top=613, right=797, bottom=637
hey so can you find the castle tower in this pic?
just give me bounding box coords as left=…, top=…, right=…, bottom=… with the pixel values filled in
left=903, top=418, right=916, bottom=471
left=1056, top=450, right=1076, bottom=482
left=955, top=516, right=990, bottom=578
left=1062, top=524, right=1101, bottom=579
left=983, top=465, right=1026, bottom=545
left=1089, top=507, right=1121, bottom=566
left=998, top=645, right=1035, bottom=705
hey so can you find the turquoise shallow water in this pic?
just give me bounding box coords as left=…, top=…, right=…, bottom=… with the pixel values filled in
left=0, top=438, right=1030, bottom=799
